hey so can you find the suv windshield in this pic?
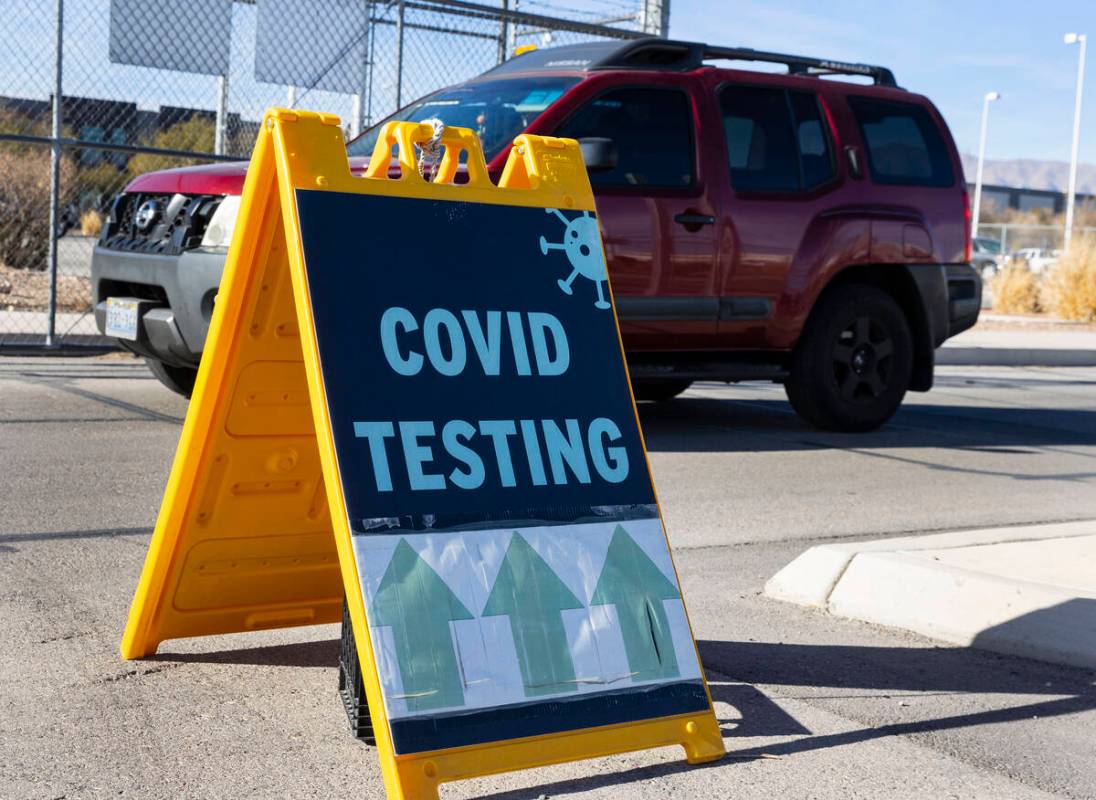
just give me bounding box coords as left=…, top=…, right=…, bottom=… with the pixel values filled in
left=347, top=76, right=580, bottom=163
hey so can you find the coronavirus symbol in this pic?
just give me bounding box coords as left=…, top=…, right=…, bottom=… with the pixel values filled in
left=539, top=208, right=610, bottom=310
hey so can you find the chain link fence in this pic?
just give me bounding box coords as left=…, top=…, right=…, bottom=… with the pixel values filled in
left=976, top=223, right=1096, bottom=255
left=0, top=0, right=647, bottom=348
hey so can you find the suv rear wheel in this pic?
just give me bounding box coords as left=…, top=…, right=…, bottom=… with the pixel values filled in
left=146, top=358, right=198, bottom=399
left=785, top=284, right=912, bottom=432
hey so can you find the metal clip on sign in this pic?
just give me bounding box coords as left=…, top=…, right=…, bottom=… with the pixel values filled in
left=121, top=108, right=725, bottom=799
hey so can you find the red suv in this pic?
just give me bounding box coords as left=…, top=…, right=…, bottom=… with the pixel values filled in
left=92, top=38, right=980, bottom=431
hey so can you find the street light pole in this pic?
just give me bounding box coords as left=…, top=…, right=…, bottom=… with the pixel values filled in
left=972, top=91, right=1000, bottom=241
left=1064, top=33, right=1087, bottom=253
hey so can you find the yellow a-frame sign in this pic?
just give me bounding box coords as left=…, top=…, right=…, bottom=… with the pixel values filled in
left=122, top=108, right=724, bottom=798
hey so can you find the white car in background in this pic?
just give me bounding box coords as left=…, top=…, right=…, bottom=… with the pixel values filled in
left=1008, top=248, right=1060, bottom=274
left=972, top=236, right=1004, bottom=279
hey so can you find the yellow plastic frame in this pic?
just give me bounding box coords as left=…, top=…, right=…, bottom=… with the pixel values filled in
left=122, top=109, right=724, bottom=799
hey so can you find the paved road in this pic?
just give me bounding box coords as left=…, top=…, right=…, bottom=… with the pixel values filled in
left=2, top=357, right=1094, bottom=799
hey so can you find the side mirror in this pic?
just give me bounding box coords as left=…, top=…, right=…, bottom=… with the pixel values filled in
left=578, top=137, right=618, bottom=173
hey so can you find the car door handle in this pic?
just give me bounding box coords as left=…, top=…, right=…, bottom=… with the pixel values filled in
left=673, top=212, right=716, bottom=228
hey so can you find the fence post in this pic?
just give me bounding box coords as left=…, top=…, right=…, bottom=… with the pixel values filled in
left=364, top=0, right=377, bottom=127
left=349, top=2, right=370, bottom=138
left=509, top=0, right=519, bottom=53
left=214, top=74, right=229, bottom=155
left=395, top=0, right=405, bottom=108
left=46, top=0, right=65, bottom=347
left=498, top=0, right=510, bottom=64
left=641, top=0, right=670, bottom=37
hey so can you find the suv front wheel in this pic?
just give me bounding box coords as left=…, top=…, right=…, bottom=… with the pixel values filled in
left=785, top=284, right=912, bottom=432
left=146, top=358, right=198, bottom=399
left=631, top=378, right=692, bottom=402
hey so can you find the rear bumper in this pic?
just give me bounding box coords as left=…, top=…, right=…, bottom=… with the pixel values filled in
left=905, top=262, right=982, bottom=348
left=944, top=263, right=982, bottom=339
left=901, top=262, right=981, bottom=392
left=91, top=245, right=226, bottom=366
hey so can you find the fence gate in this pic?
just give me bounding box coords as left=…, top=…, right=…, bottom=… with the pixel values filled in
left=0, top=0, right=652, bottom=349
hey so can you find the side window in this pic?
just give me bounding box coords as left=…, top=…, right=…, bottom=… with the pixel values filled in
left=719, top=85, right=835, bottom=193
left=847, top=96, right=954, bottom=187
left=789, top=91, right=834, bottom=190
left=556, top=87, right=694, bottom=188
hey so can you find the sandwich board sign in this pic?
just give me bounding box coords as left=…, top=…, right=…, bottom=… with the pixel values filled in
left=121, top=109, right=724, bottom=798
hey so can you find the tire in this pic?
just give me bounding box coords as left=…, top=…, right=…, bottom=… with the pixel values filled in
left=146, top=358, right=198, bottom=398
left=785, top=284, right=912, bottom=432
left=631, top=378, right=692, bottom=402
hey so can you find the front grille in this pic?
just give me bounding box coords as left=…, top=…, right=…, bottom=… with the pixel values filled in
left=95, top=279, right=169, bottom=306
left=99, top=192, right=221, bottom=256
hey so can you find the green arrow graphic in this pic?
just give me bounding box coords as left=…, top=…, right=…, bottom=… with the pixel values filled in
left=369, top=539, right=473, bottom=713
left=591, top=525, right=682, bottom=682
left=483, top=532, right=584, bottom=697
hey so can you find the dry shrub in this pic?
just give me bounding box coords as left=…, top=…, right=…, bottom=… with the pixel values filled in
left=80, top=209, right=103, bottom=237
left=1044, top=237, right=1096, bottom=322
left=128, top=116, right=215, bottom=178
left=979, top=202, right=1096, bottom=229
left=0, top=263, right=91, bottom=312
left=0, top=146, right=76, bottom=270
left=990, top=265, right=1044, bottom=314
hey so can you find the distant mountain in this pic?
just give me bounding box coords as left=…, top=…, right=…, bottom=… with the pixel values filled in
left=960, top=154, right=1096, bottom=195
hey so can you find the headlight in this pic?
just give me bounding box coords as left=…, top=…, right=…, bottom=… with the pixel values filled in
left=200, top=195, right=242, bottom=249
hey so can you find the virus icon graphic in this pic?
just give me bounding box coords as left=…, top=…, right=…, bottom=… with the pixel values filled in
left=539, top=208, right=610, bottom=310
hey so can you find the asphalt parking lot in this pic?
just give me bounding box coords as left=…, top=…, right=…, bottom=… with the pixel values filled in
left=2, top=356, right=1095, bottom=799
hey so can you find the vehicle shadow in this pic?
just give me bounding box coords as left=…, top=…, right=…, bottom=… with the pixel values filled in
left=637, top=394, right=1096, bottom=454
left=154, top=630, right=1096, bottom=798
left=699, top=636, right=1096, bottom=760
left=476, top=637, right=1095, bottom=798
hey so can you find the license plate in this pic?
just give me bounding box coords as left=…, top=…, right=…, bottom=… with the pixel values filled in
left=105, top=298, right=139, bottom=340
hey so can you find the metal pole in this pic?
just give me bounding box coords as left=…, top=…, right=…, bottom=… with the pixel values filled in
left=46, top=0, right=64, bottom=347
left=972, top=91, right=999, bottom=240
left=287, top=85, right=297, bottom=108
left=350, top=94, right=362, bottom=138
left=1064, top=33, right=1087, bottom=253
left=498, top=0, right=509, bottom=64
left=365, top=1, right=377, bottom=127
left=509, top=0, right=519, bottom=52
left=349, top=1, right=370, bottom=138
left=395, top=0, right=405, bottom=108
left=214, top=74, right=229, bottom=155
left=640, top=0, right=670, bottom=37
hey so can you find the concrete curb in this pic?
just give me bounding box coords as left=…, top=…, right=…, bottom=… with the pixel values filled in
left=937, top=347, right=1096, bottom=367
left=764, top=521, right=1096, bottom=671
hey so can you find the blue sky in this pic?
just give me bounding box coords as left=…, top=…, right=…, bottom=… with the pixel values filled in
left=3, top=0, right=1091, bottom=167
left=671, top=0, right=1095, bottom=165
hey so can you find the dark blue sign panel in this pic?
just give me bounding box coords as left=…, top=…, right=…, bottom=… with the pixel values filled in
left=296, top=189, right=708, bottom=754
left=298, top=191, right=656, bottom=530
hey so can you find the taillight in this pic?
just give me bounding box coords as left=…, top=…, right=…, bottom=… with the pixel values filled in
left=962, top=189, right=973, bottom=262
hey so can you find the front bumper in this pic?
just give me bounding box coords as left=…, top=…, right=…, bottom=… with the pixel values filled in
left=91, top=245, right=227, bottom=367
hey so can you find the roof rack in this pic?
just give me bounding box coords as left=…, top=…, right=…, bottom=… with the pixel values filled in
left=483, top=38, right=899, bottom=88
left=585, top=38, right=898, bottom=88
left=702, top=44, right=897, bottom=88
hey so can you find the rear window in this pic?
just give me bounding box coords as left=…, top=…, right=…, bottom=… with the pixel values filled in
left=719, top=85, right=836, bottom=193
left=848, top=96, right=954, bottom=187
